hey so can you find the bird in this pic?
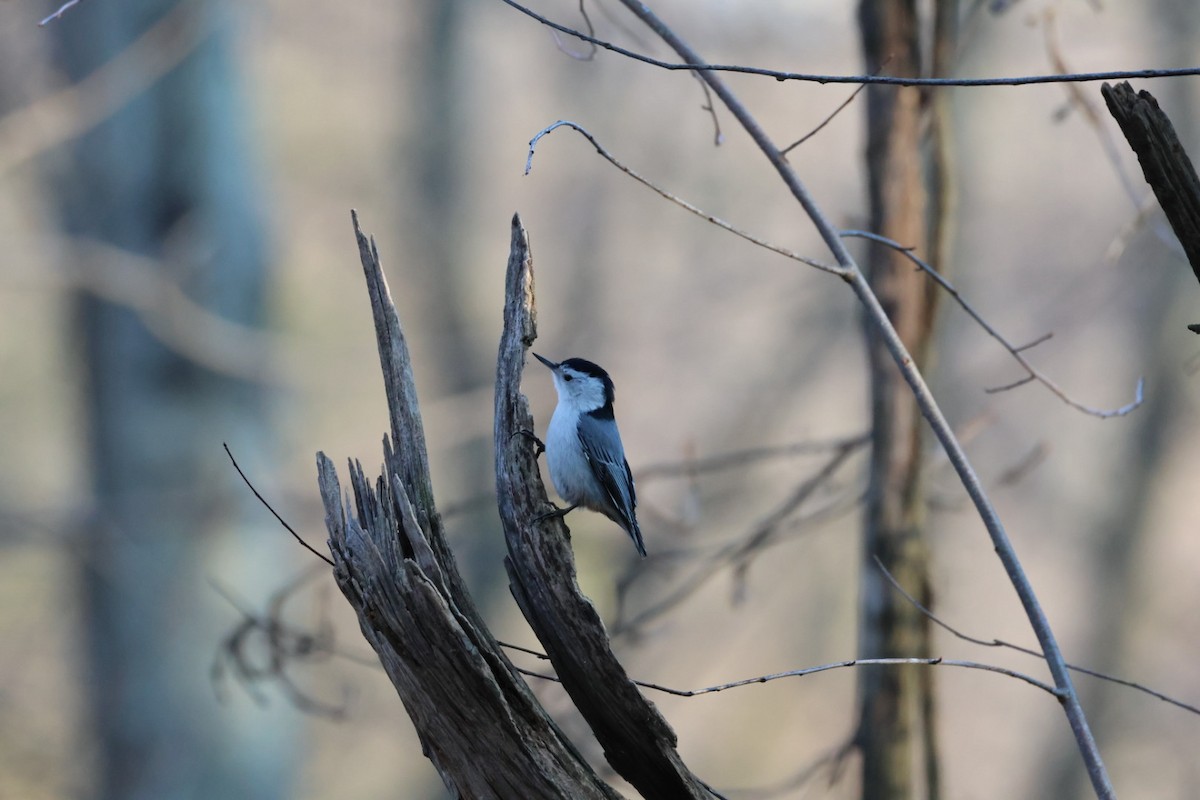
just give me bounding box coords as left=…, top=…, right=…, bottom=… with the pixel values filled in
left=532, top=352, right=646, bottom=557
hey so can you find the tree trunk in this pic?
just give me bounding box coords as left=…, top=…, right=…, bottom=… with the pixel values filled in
left=317, top=214, right=713, bottom=799
left=856, top=2, right=956, bottom=798
left=49, top=2, right=294, bottom=797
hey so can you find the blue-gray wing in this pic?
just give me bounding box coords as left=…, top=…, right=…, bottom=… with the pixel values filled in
left=577, top=414, right=646, bottom=556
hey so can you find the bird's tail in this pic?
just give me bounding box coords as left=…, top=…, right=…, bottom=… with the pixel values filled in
left=627, top=520, right=647, bottom=558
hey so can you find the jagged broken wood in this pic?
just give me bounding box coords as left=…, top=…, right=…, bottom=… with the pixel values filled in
left=1101, top=81, right=1200, bottom=333
left=316, top=211, right=714, bottom=799
left=494, top=215, right=714, bottom=799
left=315, top=211, right=619, bottom=800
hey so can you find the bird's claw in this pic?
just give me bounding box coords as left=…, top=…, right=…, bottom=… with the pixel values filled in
left=534, top=503, right=576, bottom=524
left=510, top=428, right=545, bottom=456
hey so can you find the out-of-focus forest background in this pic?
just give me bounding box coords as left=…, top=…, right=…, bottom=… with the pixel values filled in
left=0, top=0, right=1198, bottom=798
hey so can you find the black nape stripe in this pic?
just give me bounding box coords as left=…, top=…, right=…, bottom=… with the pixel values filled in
left=561, top=357, right=616, bottom=407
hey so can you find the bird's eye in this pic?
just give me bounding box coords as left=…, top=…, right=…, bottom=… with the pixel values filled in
left=563, top=374, right=573, bottom=382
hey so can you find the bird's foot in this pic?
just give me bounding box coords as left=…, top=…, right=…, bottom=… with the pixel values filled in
left=510, top=428, right=545, bottom=456
left=534, top=502, right=577, bottom=524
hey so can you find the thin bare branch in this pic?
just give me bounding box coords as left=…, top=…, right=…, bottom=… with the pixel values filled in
left=996, top=442, right=1050, bottom=486
left=550, top=0, right=597, bottom=61
left=224, top=444, right=335, bottom=567
left=439, top=433, right=867, bottom=521
left=781, top=57, right=891, bottom=156
left=1047, top=22, right=1185, bottom=269
left=39, top=0, right=88, bottom=26
left=781, top=81, right=869, bottom=155
left=843, top=228, right=1145, bottom=418
left=517, top=653, right=1060, bottom=698
left=656, top=657, right=1060, bottom=697
left=1043, top=10, right=1146, bottom=209
left=210, top=570, right=349, bottom=719
left=1014, top=332, right=1053, bottom=352
left=498, top=640, right=551, bottom=660
left=560, top=2, right=1116, bottom=794
left=636, top=432, right=870, bottom=480
left=984, top=374, right=1036, bottom=394
left=874, top=556, right=1200, bottom=717
left=505, top=640, right=1058, bottom=706
left=693, top=73, right=724, bottom=146
left=613, top=442, right=865, bottom=637
left=499, top=0, right=1200, bottom=88
left=526, top=120, right=850, bottom=278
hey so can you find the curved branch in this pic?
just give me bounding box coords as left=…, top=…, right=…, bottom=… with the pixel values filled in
left=519, top=2, right=1117, bottom=796
left=874, top=556, right=1200, bottom=718
left=499, top=0, right=1200, bottom=88
left=512, top=650, right=1059, bottom=699
left=841, top=229, right=1145, bottom=419
left=526, top=120, right=849, bottom=277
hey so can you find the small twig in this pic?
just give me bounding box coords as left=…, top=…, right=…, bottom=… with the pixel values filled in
left=996, top=442, right=1050, bottom=486
left=210, top=570, right=349, bottom=718
left=843, top=229, right=1145, bottom=418
left=442, top=434, right=867, bottom=521
left=1014, top=332, right=1053, bottom=353
left=614, top=495, right=862, bottom=638
left=39, top=0, right=87, bottom=26
left=984, top=374, right=1035, bottom=394
left=613, top=443, right=865, bottom=637
left=874, top=556, right=1200, bottom=717
left=780, top=57, right=891, bottom=156
left=498, top=640, right=552, bottom=660
left=570, top=1, right=1115, bottom=793
left=1043, top=10, right=1146, bottom=209
left=781, top=81, right=868, bottom=155
left=526, top=120, right=849, bottom=278
left=636, top=432, right=870, bottom=480
left=550, top=0, right=597, bottom=61
left=224, top=443, right=335, bottom=567
left=693, top=74, right=724, bottom=146
left=517, top=654, right=1060, bottom=698
left=499, top=0, right=1200, bottom=88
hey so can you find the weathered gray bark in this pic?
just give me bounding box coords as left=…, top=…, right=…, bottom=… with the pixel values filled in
left=49, top=2, right=294, bottom=798
left=318, top=213, right=712, bottom=799
left=494, top=218, right=714, bottom=800
left=855, top=2, right=956, bottom=798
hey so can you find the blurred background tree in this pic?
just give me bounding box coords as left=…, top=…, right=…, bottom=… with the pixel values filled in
left=41, top=1, right=299, bottom=798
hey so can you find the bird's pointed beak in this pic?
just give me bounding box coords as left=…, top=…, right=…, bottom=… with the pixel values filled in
left=532, top=352, right=558, bottom=371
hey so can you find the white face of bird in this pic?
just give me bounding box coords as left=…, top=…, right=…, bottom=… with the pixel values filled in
left=533, top=354, right=614, bottom=415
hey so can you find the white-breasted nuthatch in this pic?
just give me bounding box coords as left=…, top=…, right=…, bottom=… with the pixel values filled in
left=533, top=353, right=646, bottom=557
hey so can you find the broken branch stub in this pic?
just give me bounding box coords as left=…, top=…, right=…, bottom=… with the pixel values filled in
left=495, top=213, right=713, bottom=799
left=315, top=211, right=619, bottom=800
left=1102, top=81, right=1200, bottom=331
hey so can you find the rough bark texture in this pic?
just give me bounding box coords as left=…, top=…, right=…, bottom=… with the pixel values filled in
left=856, top=1, right=955, bottom=798
left=318, top=212, right=712, bottom=799
left=317, top=212, right=620, bottom=800
left=1102, top=80, right=1200, bottom=330
left=495, top=216, right=714, bottom=800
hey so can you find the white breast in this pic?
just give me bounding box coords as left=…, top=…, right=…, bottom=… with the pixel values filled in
left=545, top=405, right=592, bottom=505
